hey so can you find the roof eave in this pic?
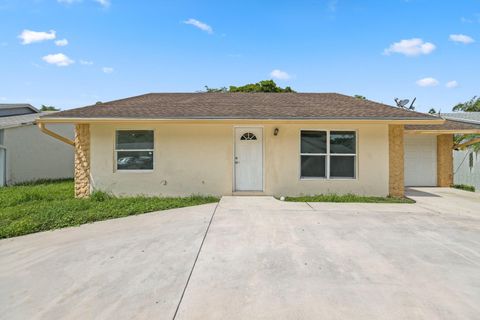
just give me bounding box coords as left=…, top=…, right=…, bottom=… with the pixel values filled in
left=37, top=117, right=444, bottom=125
left=405, top=129, right=480, bottom=134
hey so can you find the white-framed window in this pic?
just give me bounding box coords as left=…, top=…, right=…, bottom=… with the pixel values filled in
left=115, top=130, right=154, bottom=171
left=300, top=130, right=356, bottom=179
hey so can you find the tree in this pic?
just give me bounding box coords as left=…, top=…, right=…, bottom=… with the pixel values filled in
left=452, top=96, right=480, bottom=112
left=452, top=96, right=480, bottom=152
left=205, top=86, right=227, bottom=93
left=205, top=80, right=295, bottom=93
left=428, top=108, right=437, bottom=114
left=354, top=95, right=366, bottom=100
left=40, top=105, right=60, bottom=111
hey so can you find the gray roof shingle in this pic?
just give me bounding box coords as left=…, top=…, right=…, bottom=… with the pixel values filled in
left=41, top=93, right=439, bottom=121
left=0, top=112, right=56, bottom=129
left=0, top=113, right=40, bottom=129
left=0, top=103, right=38, bottom=112
left=442, top=112, right=480, bottom=124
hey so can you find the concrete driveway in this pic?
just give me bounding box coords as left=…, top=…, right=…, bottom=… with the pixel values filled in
left=1, top=188, right=479, bottom=319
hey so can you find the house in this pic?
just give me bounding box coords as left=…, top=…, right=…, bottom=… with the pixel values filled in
left=0, top=104, right=74, bottom=186
left=443, top=112, right=480, bottom=191
left=37, top=93, right=480, bottom=198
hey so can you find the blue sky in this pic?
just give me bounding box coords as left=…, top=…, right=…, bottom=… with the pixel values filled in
left=0, top=0, right=479, bottom=112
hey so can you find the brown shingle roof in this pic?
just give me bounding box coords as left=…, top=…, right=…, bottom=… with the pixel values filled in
left=405, top=119, right=480, bottom=132
left=42, top=93, right=439, bottom=120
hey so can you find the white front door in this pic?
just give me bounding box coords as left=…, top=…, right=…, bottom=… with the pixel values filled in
left=234, top=127, right=263, bottom=191
left=404, top=135, right=437, bottom=186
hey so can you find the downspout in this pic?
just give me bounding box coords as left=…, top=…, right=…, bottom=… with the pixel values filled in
left=37, top=122, right=75, bottom=146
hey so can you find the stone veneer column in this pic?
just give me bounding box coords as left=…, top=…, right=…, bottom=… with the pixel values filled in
left=389, top=125, right=404, bottom=197
left=74, top=124, right=90, bottom=198
left=437, top=134, right=453, bottom=187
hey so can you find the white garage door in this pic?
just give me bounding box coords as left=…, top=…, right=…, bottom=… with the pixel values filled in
left=404, top=135, right=437, bottom=186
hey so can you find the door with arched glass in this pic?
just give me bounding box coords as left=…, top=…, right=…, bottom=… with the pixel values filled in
left=234, top=127, right=263, bottom=191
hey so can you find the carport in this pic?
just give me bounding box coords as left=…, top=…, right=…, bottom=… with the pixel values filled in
left=404, top=118, right=480, bottom=187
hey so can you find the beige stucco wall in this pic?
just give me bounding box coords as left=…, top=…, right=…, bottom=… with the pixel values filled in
left=90, top=122, right=390, bottom=197
left=4, top=124, right=74, bottom=185
left=90, top=123, right=234, bottom=196
left=265, top=123, right=389, bottom=196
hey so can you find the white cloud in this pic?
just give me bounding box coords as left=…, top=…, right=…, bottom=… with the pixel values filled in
left=449, top=34, right=475, bottom=44
left=102, top=67, right=114, bottom=73
left=42, top=53, right=74, bottom=66
left=95, top=0, right=110, bottom=7
left=183, top=18, right=213, bottom=34
left=461, top=14, right=480, bottom=23
left=19, top=29, right=56, bottom=45
left=383, top=38, right=436, bottom=56
left=58, top=0, right=110, bottom=7
left=31, top=62, right=45, bottom=69
left=416, top=77, right=439, bottom=87
left=80, top=60, right=93, bottom=65
left=270, top=69, right=291, bottom=80
left=328, top=0, right=338, bottom=12
left=57, top=0, right=81, bottom=3
left=446, top=80, right=458, bottom=88
left=55, top=39, right=68, bottom=46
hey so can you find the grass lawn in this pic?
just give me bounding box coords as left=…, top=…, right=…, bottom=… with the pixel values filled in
left=284, top=194, right=415, bottom=203
left=0, top=180, right=219, bottom=239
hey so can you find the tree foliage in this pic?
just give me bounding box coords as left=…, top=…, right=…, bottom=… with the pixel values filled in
left=354, top=95, right=366, bottom=100
left=452, top=96, right=480, bottom=152
left=40, top=105, right=60, bottom=111
left=428, top=108, right=437, bottom=114
left=454, top=134, right=480, bottom=152
left=204, top=86, right=228, bottom=93
left=205, top=80, right=295, bottom=93
left=452, top=96, right=480, bottom=112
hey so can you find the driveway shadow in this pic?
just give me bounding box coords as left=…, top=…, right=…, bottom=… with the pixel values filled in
left=405, top=188, right=441, bottom=197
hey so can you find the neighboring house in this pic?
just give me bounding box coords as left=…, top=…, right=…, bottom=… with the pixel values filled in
left=37, top=93, right=480, bottom=198
left=443, top=112, right=480, bottom=191
left=0, top=104, right=74, bottom=186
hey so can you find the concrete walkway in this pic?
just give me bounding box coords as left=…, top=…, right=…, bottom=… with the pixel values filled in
left=176, top=191, right=480, bottom=320
left=0, top=203, right=217, bottom=320
left=1, top=188, right=479, bottom=319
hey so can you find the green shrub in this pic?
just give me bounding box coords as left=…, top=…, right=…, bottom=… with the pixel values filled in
left=452, top=184, right=475, bottom=192
left=90, top=190, right=114, bottom=202
left=284, top=193, right=415, bottom=203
